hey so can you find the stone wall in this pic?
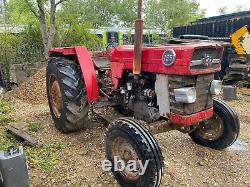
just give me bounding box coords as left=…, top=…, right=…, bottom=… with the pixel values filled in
left=9, top=63, right=45, bottom=86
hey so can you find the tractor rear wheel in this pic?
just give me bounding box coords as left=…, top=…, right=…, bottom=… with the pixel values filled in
left=189, top=98, right=240, bottom=150
left=46, top=58, right=89, bottom=133
left=105, top=118, right=164, bottom=187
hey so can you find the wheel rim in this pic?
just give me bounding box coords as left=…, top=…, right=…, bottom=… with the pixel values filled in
left=49, top=75, right=63, bottom=118
left=196, top=113, right=224, bottom=141
left=112, top=137, right=140, bottom=181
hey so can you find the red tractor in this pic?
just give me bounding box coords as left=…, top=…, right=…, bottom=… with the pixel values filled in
left=46, top=1, right=240, bottom=186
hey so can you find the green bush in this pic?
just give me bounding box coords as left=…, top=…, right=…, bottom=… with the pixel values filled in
left=59, top=22, right=102, bottom=51
left=0, top=24, right=44, bottom=78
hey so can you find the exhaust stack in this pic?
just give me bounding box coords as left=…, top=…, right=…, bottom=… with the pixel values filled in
left=133, top=0, right=143, bottom=75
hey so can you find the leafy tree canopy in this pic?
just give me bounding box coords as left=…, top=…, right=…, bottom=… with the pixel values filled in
left=145, top=0, right=205, bottom=35
left=2, top=0, right=205, bottom=61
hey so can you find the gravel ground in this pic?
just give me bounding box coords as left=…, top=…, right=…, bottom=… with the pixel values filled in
left=5, top=90, right=250, bottom=187
left=7, top=68, right=47, bottom=105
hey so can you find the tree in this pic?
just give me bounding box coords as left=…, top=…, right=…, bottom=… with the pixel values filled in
left=6, top=0, right=36, bottom=24
left=218, top=6, right=227, bottom=15
left=23, top=0, right=66, bottom=59
left=6, top=0, right=102, bottom=57
left=113, top=0, right=147, bottom=27
left=4, top=0, right=205, bottom=61
left=234, top=5, right=245, bottom=13
left=58, top=0, right=116, bottom=28
left=59, top=0, right=144, bottom=28
left=145, top=0, right=205, bottom=35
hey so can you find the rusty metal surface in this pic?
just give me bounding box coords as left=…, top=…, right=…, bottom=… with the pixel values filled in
left=170, top=108, right=214, bottom=127
left=49, top=75, right=63, bottom=118
left=133, top=0, right=143, bottom=75
left=137, top=0, right=142, bottom=20
left=147, top=120, right=174, bottom=134
left=195, top=113, right=224, bottom=141
left=169, top=74, right=214, bottom=115
left=112, top=137, right=140, bottom=181
left=92, top=56, right=110, bottom=69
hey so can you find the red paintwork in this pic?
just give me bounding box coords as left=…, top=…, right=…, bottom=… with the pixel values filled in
left=109, top=44, right=223, bottom=88
left=49, top=47, right=77, bottom=56
left=110, top=61, right=124, bottom=89
left=49, top=43, right=222, bottom=126
left=170, top=108, right=214, bottom=126
left=49, top=46, right=98, bottom=103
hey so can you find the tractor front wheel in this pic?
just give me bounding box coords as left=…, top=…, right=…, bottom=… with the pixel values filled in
left=105, top=118, right=164, bottom=187
left=46, top=58, right=89, bottom=133
left=189, top=98, right=240, bottom=150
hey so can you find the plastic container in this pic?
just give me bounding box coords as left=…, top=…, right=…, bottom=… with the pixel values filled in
left=0, top=146, right=28, bottom=187
left=223, top=86, right=237, bottom=101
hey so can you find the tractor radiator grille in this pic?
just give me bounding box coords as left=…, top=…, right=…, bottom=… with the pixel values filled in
left=192, top=48, right=220, bottom=61
left=169, top=74, right=213, bottom=115
left=190, top=48, right=221, bottom=69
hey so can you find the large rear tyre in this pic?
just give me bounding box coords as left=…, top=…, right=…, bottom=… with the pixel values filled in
left=46, top=58, right=89, bottom=133
left=105, top=118, right=164, bottom=187
left=189, top=98, right=240, bottom=150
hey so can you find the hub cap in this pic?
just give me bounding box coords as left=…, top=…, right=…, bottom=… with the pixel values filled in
left=49, top=75, right=63, bottom=118
left=196, top=113, right=224, bottom=141
left=112, top=137, right=140, bottom=181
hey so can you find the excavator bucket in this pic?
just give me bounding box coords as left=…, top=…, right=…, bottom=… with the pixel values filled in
left=231, top=25, right=250, bottom=55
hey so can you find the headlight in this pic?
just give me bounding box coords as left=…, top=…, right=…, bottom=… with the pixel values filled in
left=210, top=80, right=222, bottom=95
left=174, top=87, right=197, bottom=103
left=162, top=49, right=176, bottom=66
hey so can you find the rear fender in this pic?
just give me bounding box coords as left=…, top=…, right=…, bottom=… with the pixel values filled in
left=49, top=46, right=99, bottom=104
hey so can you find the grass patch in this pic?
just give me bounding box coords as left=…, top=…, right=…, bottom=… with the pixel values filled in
left=0, top=126, right=68, bottom=173
left=0, top=114, right=11, bottom=123
left=240, top=134, right=250, bottom=142
left=0, top=100, right=68, bottom=173
left=28, top=122, right=43, bottom=133
left=0, top=127, right=19, bottom=150
left=26, top=143, right=68, bottom=172
left=0, top=100, right=11, bottom=124
left=0, top=101, right=11, bottom=114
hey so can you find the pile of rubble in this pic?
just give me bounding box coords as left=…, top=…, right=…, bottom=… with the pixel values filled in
left=8, top=67, right=47, bottom=104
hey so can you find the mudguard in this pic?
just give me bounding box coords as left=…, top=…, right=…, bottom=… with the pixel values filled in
left=49, top=46, right=99, bottom=103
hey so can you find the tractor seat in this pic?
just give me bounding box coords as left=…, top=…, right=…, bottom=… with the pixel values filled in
left=92, top=56, right=110, bottom=70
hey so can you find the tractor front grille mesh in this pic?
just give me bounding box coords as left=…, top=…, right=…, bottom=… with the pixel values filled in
left=169, top=74, right=214, bottom=115
left=192, top=48, right=220, bottom=61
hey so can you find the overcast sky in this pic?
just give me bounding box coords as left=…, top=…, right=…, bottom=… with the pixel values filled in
left=198, top=0, right=250, bottom=17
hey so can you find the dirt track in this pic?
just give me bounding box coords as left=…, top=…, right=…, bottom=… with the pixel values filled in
left=6, top=91, right=250, bottom=187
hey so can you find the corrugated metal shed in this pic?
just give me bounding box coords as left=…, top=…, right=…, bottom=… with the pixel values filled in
left=173, top=11, right=250, bottom=38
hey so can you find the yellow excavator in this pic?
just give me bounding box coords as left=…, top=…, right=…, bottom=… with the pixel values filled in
left=231, top=25, right=250, bottom=55
left=228, top=25, right=250, bottom=87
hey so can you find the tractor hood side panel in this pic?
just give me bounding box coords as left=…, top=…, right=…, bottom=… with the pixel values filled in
left=109, top=44, right=223, bottom=77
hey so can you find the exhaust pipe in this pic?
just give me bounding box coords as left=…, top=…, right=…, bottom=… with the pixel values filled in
left=133, top=0, right=143, bottom=75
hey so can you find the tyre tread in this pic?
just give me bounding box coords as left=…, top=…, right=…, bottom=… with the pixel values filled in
left=46, top=57, right=89, bottom=133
